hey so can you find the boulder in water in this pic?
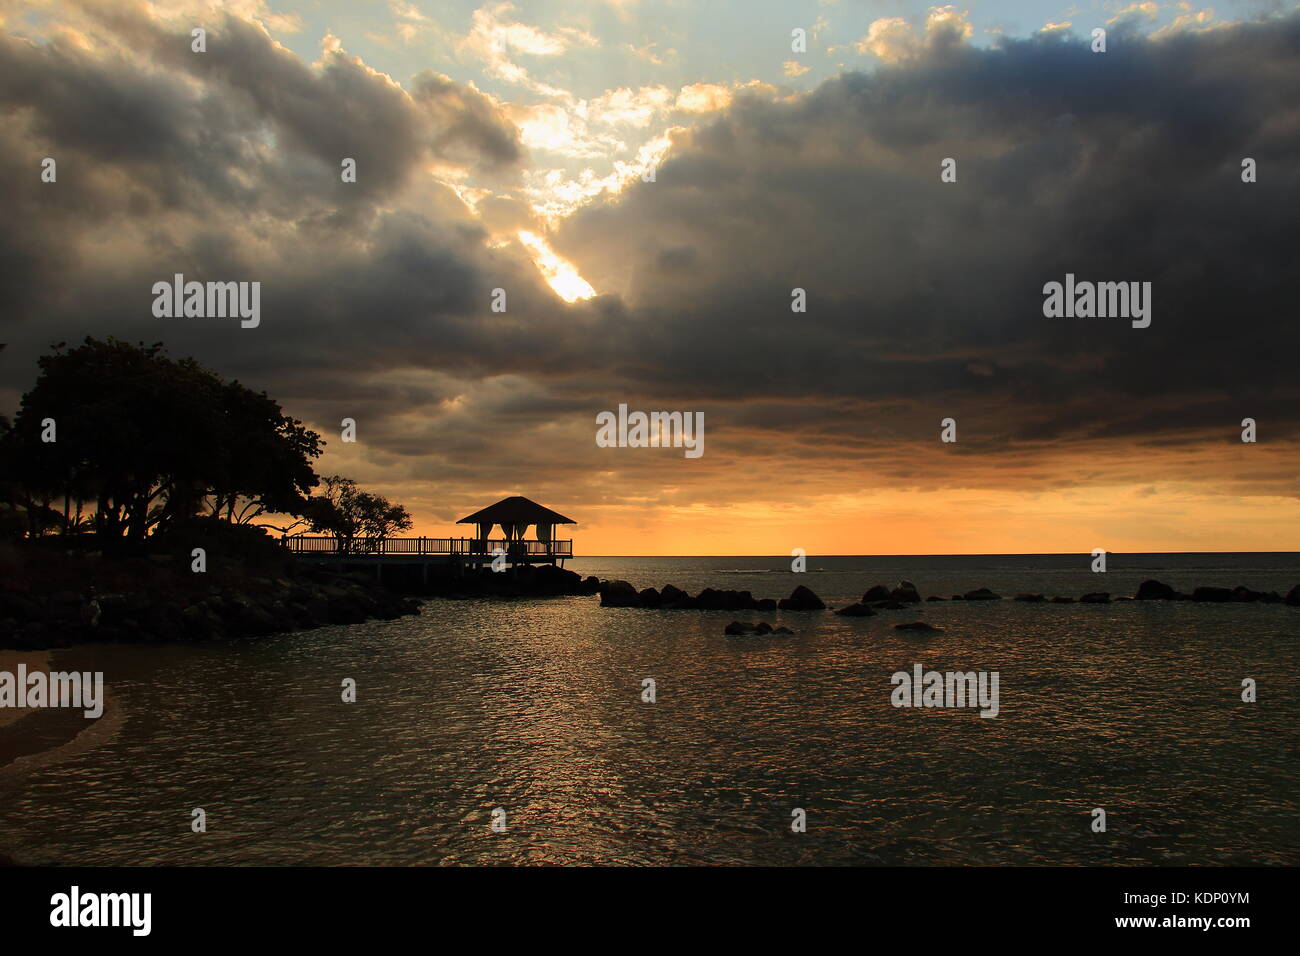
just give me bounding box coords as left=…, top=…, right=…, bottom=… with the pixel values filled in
left=862, top=585, right=892, bottom=603
left=778, top=585, right=825, bottom=610
left=659, top=584, right=692, bottom=608
left=1286, top=584, right=1300, bottom=606
left=1192, top=586, right=1233, bottom=603
left=963, top=588, right=1001, bottom=601
left=1013, top=593, right=1046, bottom=602
left=890, top=583, right=921, bottom=603
left=835, top=602, right=874, bottom=617
left=1135, top=579, right=1177, bottom=600
left=1079, top=592, right=1110, bottom=603
left=637, top=587, right=662, bottom=608
left=599, top=580, right=640, bottom=607
left=1231, top=586, right=1280, bottom=603
left=895, top=620, right=944, bottom=633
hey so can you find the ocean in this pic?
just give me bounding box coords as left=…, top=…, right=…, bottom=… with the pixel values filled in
left=2, top=553, right=1297, bottom=866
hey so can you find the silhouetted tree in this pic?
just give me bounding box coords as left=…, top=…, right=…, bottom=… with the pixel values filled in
left=2, top=338, right=325, bottom=545
left=305, top=475, right=413, bottom=552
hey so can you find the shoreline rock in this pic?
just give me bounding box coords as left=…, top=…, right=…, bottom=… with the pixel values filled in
left=835, top=602, right=874, bottom=617
left=594, top=575, right=1300, bottom=615
left=724, top=620, right=793, bottom=636
left=778, top=585, right=826, bottom=611
left=0, top=548, right=423, bottom=650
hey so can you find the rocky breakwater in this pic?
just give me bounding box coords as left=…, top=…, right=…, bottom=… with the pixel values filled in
left=1134, top=579, right=1292, bottom=604
left=596, top=574, right=1300, bottom=616
left=835, top=581, right=922, bottom=616
left=0, top=559, right=421, bottom=651
left=598, top=580, right=826, bottom=612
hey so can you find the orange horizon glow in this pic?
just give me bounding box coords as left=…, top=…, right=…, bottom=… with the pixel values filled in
left=392, top=485, right=1300, bottom=556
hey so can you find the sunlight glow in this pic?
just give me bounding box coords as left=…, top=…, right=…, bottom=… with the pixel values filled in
left=517, top=230, right=597, bottom=302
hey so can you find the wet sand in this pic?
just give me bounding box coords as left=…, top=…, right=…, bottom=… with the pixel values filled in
left=0, top=648, right=124, bottom=865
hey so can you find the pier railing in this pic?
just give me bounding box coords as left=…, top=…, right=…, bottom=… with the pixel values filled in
left=281, top=536, right=573, bottom=558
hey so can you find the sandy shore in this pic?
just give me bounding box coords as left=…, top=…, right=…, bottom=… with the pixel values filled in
left=0, top=648, right=124, bottom=866
left=0, top=650, right=50, bottom=729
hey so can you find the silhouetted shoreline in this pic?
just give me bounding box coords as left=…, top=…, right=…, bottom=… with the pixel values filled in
left=596, top=578, right=1300, bottom=612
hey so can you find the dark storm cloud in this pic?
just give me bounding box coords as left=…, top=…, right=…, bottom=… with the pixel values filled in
left=1, top=7, right=1298, bottom=507
left=558, top=14, right=1300, bottom=451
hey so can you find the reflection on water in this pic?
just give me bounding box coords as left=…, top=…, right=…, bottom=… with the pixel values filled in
left=1, top=555, right=1298, bottom=865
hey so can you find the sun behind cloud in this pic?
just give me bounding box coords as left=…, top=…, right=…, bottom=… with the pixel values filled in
left=517, top=229, right=597, bottom=301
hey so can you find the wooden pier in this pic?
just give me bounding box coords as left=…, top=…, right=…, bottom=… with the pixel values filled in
left=282, top=535, right=572, bottom=563
left=281, top=495, right=578, bottom=585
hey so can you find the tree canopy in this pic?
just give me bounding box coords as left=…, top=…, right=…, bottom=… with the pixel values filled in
left=1, top=337, right=326, bottom=543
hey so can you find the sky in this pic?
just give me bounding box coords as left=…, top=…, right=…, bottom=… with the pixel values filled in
left=1, top=0, right=1298, bottom=555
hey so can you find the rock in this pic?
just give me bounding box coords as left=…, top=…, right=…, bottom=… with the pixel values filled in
left=950, top=595, right=965, bottom=601
left=835, top=602, right=874, bottom=617
left=659, top=584, right=691, bottom=608
left=724, top=620, right=750, bottom=635
left=862, top=585, right=892, bottom=603
left=926, top=595, right=947, bottom=601
left=890, top=583, right=921, bottom=603
left=1192, top=586, right=1233, bottom=603
left=1013, top=593, right=1046, bottom=602
left=1050, top=596, right=1074, bottom=603
left=873, top=600, right=909, bottom=610
left=1286, top=584, right=1300, bottom=606
left=1231, top=586, right=1280, bottom=603
left=304, top=597, right=331, bottom=624
left=778, top=585, right=825, bottom=610
left=1079, top=592, right=1110, bottom=603
left=327, top=596, right=367, bottom=624
left=772, top=626, right=794, bottom=635
left=599, top=580, right=640, bottom=607
left=1135, top=579, right=1177, bottom=600
left=696, top=588, right=753, bottom=610
left=531, top=564, right=583, bottom=595
left=755, top=598, right=777, bottom=611
left=962, top=588, right=1000, bottom=601
left=637, top=587, right=662, bottom=608
left=696, top=587, right=725, bottom=609
left=0, top=592, right=39, bottom=621
left=754, top=621, right=773, bottom=635
left=895, top=621, right=944, bottom=633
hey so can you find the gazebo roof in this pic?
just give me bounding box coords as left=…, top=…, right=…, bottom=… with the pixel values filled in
left=456, top=496, right=576, bottom=526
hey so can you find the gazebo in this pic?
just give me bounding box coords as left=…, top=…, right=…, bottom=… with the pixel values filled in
left=456, top=496, right=576, bottom=564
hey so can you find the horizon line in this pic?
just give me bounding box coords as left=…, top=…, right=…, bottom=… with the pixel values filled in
left=564, top=550, right=1300, bottom=558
